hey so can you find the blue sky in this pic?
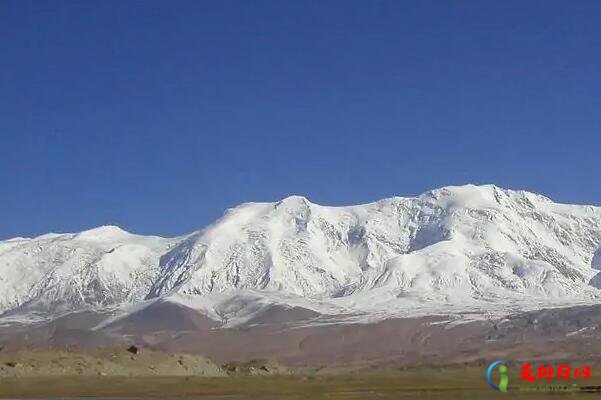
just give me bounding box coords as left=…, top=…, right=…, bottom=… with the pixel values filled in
left=1, top=0, right=600, bottom=239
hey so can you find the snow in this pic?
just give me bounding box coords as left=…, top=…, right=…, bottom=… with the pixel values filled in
left=74, top=225, right=132, bottom=241
left=0, top=184, right=600, bottom=325
left=0, top=226, right=178, bottom=314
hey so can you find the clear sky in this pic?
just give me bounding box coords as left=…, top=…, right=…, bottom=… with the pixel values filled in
left=1, top=0, right=600, bottom=239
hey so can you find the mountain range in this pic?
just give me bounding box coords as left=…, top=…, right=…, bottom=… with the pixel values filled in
left=1, top=184, right=600, bottom=328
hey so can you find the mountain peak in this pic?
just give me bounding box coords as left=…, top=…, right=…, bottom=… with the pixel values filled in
left=75, top=225, right=131, bottom=241
left=426, top=183, right=503, bottom=197
left=419, top=184, right=556, bottom=210
left=275, top=195, right=312, bottom=209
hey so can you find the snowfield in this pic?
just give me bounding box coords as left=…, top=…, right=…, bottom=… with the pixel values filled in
left=1, top=184, right=600, bottom=324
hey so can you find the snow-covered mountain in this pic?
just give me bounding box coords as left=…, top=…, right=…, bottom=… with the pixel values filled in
left=1, top=184, right=601, bottom=321
left=0, top=227, right=177, bottom=313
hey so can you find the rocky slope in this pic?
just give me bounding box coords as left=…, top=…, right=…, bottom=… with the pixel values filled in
left=0, top=347, right=223, bottom=377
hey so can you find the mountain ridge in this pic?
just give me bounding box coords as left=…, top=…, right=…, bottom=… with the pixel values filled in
left=1, top=184, right=600, bottom=324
